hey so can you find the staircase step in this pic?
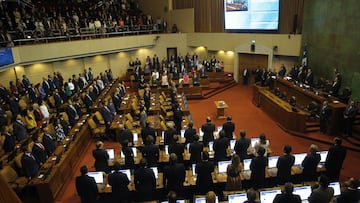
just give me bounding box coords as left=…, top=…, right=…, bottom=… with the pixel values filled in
left=306, top=126, right=320, bottom=132
left=305, top=121, right=320, bottom=127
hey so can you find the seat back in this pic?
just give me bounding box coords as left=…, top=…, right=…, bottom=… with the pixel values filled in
left=0, top=165, right=18, bottom=183
left=88, top=117, right=97, bottom=130
left=94, top=111, right=105, bottom=125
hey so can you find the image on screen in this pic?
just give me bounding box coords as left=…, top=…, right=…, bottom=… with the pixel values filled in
left=230, top=140, right=236, bottom=150
left=268, top=156, right=279, bottom=168
left=317, top=151, right=328, bottom=163
left=151, top=167, right=158, bottom=179
left=243, top=158, right=252, bottom=171
left=224, top=0, right=280, bottom=30
left=260, top=189, right=281, bottom=203
left=0, top=48, right=14, bottom=67
left=120, top=169, right=131, bottom=180
left=293, top=186, right=312, bottom=200
left=329, top=182, right=341, bottom=196
left=228, top=193, right=248, bottom=203
left=106, top=149, right=115, bottom=160
left=87, top=171, right=104, bottom=184
left=294, top=153, right=307, bottom=165
left=251, top=138, right=260, bottom=148
left=218, top=160, right=231, bottom=173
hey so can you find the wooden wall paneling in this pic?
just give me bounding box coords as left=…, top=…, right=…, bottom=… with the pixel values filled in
left=238, top=53, right=268, bottom=84
left=173, top=0, right=194, bottom=9
left=211, top=0, right=224, bottom=32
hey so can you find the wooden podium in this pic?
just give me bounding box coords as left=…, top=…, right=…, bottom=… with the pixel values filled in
left=215, top=101, right=229, bottom=119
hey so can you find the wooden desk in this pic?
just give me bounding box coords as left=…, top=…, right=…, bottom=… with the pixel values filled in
left=215, top=101, right=229, bottom=119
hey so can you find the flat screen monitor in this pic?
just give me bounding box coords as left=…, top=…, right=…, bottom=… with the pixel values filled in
left=199, top=128, right=204, bottom=137
left=133, top=133, right=138, bottom=142
left=150, top=167, right=158, bottom=179
left=195, top=196, right=218, bottom=203
left=317, top=151, right=328, bottom=163
left=180, top=129, right=185, bottom=138
left=209, top=141, right=214, bottom=152
left=165, top=145, right=169, bottom=155
left=106, top=149, right=115, bottom=160
left=243, top=158, right=252, bottom=171
left=230, top=139, right=236, bottom=150
left=329, top=182, right=341, bottom=196
left=87, top=171, right=104, bottom=184
left=224, top=0, right=280, bottom=31
left=260, top=189, right=281, bottom=203
left=161, top=200, right=185, bottom=203
left=119, top=169, right=131, bottom=180
left=293, top=186, right=312, bottom=200
left=192, top=163, right=196, bottom=176
left=228, top=193, right=248, bottom=203
left=161, top=131, right=165, bottom=141
left=294, top=153, right=307, bottom=165
left=0, top=48, right=14, bottom=67
left=268, top=156, right=279, bottom=168
left=132, top=147, right=137, bottom=157
left=218, top=160, right=231, bottom=173
left=217, top=126, right=222, bottom=134
left=251, top=138, right=260, bottom=148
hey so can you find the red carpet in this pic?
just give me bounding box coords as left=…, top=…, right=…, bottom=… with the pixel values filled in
left=55, top=84, right=360, bottom=203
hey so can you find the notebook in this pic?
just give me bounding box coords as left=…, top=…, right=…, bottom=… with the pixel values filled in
left=180, top=129, right=185, bottom=138
left=87, top=171, right=104, bottom=184
left=260, top=189, right=281, bottom=203
left=106, top=149, right=115, bottom=160
left=218, top=160, right=231, bottom=173
left=228, top=193, right=248, bottom=203
left=243, top=158, right=252, bottom=171
left=268, top=156, right=279, bottom=168
left=133, top=132, right=138, bottom=143
left=318, top=150, right=328, bottom=163
left=119, top=169, right=131, bottom=180
left=329, top=182, right=341, bottom=196
left=293, top=186, right=312, bottom=200
left=251, top=138, right=260, bottom=148
left=230, top=140, right=236, bottom=151
left=294, top=153, right=307, bottom=166
left=209, top=141, right=214, bottom=152
left=194, top=196, right=218, bottom=203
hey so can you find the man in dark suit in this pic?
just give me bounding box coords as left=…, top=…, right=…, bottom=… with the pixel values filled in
left=184, top=122, right=196, bottom=144
left=189, top=135, right=204, bottom=164
left=143, top=87, right=151, bottom=111
left=32, top=137, right=48, bottom=165
left=117, top=125, right=133, bottom=145
left=250, top=147, right=268, bottom=190
left=100, top=101, right=114, bottom=128
left=222, top=116, right=235, bottom=139
left=21, top=146, right=40, bottom=179
left=213, top=130, right=230, bottom=163
left=343, top=100, right=358, bottom=137
left=273, top=182, right=301, bottom=203
left=163, top=153, right=186, bottom=197
left=320, top=100, right=332, bottom=134
left=234, top=130, right=251, bottom=161
left=92, top=141, right=109, bottom=173
left=2, top=126, right=16, bottom=153
left=13, top=114, right=28, bottom=141
left=84, top=90, right=94, bottom=110
left=53, top=89, right=64, bottom=107
left=141, top=135, right=159, bottom=167
left=301, top=144, right=321, bottom=182
left=75, top=165, right=98, bottom=203
left=65, top=99, right=79, bottom=127
left=108, top=162, right=130, bottom=203
left=164, top=123, right=177, bottom=145
left=41, top=126, right=56, bottom=156
left=305, top=68, right=314, bottom=87
left=325, top=137, right=347, bottom=181
left=112, top=91, right=122, bottom=112
left=22, top=75, right=31, bottom=89
left=201, top=117, right=215, bottom=146
left=141, top=122, right=156, bottom=143
left=276, top=145, right=295, bottom=185
left=195, top=151, right=215, bottom=195
left=134, top=159, right=157, bottom=201
left=173, top=103, right=183, bottom=134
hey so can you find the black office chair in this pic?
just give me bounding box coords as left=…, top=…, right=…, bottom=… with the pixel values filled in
left=306, top=101, right=319, bottom=118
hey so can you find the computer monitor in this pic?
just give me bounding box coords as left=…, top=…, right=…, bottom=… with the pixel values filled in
left=192, top=163, right=196, bottom=176
left=230, top=140, right=236, bottom=151
left=329, top=182, right=341, bottom=196
left=228, top=193, right=248, bottom=203
left=119, top=169, right=131, bottom=180
left=161, top=200, right=185, bottom=203
left=106, top=149, right=115, bottom=160
left=132, top=147, right=137, bottom=157
left=180, top=129, right=185, bottom=138
left=218, top=160, right=231, bottom=173
left=251, top=138, right=260, bottom=148
left=217, top=126, right=222, bottom=134
left=161, top=131, right=165, bottom=141
left=317, top=151, right=328, bottom=163
left=87, top=171, right=104, bottom=184
left=260, top=189, right=281, bottom=203
left=194, top=196, right=218, bottom=203
left=293, top=186, right=312, bottom=200
left=243, top=158, right=252, bottom=171
left=267, top=156, right=279, bottom=168
left=199, top=128, right=204, bottom=137
left=294, top=153, right=307, bottom=165
left=209, top=141, right=214, bottom=152
left=133, top=132, right=138, bottom=142
left=165, top=145, right=169, bottom=155
left=150, top=167, right=158, bottom=179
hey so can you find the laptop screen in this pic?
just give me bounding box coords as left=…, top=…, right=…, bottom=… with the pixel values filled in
left=195, top=196, right=218, bottom=203
left=294, top=153, right=307, bottom=165
left=260, top=189, right=281, bottom=203
left=268, top=156, right=279, bottom=168
left=87, top=171, right=104, bottom=184
left=329, top=182, right=341, bottom=196
left=217, top=126, right=222, bottom=134
left=165, top=145, right=169, bottom=155
left=119, top=169, right=131, bottom=180
left=161, top=200, right=185, bottom=203
left=228, top=193, right=247, bottom=203
left=133, top=133, right=138, bottom=142
left=218, top=160, right=231, bottom=173
left=150, top=167, right=158, bottom=179
left=192, top=163, right=196, bottom=176
left=293, top=186, right=312, bottom=200
left=317, top=151, right=328, bottom=163
left=180, top=129, right=185, bottom=138
left=243, top=158, right=252, bottom=171
left=199, top=128, right=204, bottom=137
left=209, top=141, right=214, bottom=152
left=251, top=138, right=260, bottom=148
left=106, top=149, right=115, bottom=160
left=132, top=147, right=137, bottom=157
left=230, top=140, right=236, bottom=150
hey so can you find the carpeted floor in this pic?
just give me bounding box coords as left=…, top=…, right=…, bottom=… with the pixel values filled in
left=54, top=84, right=360, bottom=203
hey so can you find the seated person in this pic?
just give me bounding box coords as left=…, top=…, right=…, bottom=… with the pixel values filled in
left=182, top=73, right=189, bottom=86
left=161, top=72, right=169, bottom=87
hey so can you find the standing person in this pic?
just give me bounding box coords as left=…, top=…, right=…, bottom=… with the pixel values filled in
left=201, top=117, right=215, bottom=146
left=254, top=133, right=270, bottom=156
left=21, top=146, right=40, bottom=179
left=213, top=130, right=230, bottom=163
left=163, top=153, right=186, bottom=197
left=336, top=177, right=360, bottom=203
left=173, top=103, right=183, bottom=134
left=184, top=122, right=197, bottom=144
left=250, top=147, right=268, bottom=190
left=343, top=100, right=358, bottom=137
left=301, top=144, right=321, bottom=182
left=244, top=188, right=260, bottom=203
left=222, top=116, right=235, bottom=139
left=134, top=159, right=157, bottom=201
left=92, top=141, right=109, bottom=173
left=139, top=105, right=147, bottom=128
left=140, top=121, right=156, bottom=143
left=108, top=162, right=130, bottom=203
left=276, top=144, right=295, bottom=185
left=308, top=175, right=334, bottom=203
left=234, top=130, right=251, bottom=161
left=121, top=140, right=135, bottom=169
left=169, top=135, right=185, bottom=163
left=195, top=151, right=215, bottom=195
left=189, top=134, right=204, bottom=164
left=225, top=154, right=242, bottom=191
left=325, top=137, right=347, bottom=181
left=273, top=182, right=301, bottom=203
left=320, top=100, right=332, bottom=134
left=141, top=135, right=160, bottom=167
left=75, top=165, right=98, bottom=203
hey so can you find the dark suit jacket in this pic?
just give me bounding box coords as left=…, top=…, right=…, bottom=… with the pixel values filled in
left=222, top=121, right=235, bottom=139
left=201, top=122, right=215, bottom=145
left=75, top=175, right=98, bottom=203
left=13, top=120, right=27, bottom=141
left=101, top=106, right=114, bottom=125
left=301, top=153, right=321, bottom=181
left=66, top=105, right=78, bottom=126
left=273, top=193, right=301, bottom=203
left=169, top=143, right=185, bottom=163
left=118, top=129, right=133, bottom=144
left=214, top=137, right=230, bottom=162
left=195, top=160, right=215, bottom=194
left=134, top=167, right=156, bottom=201
left=108, top=171, right=130, bottom=201
left=122, top=146, right=135, bottom=169
left=336, top=188, right=360, bottom=203
left=234, top=137, right=251, bottom=161
left=184, top=128, right=197, bottom=144
left=3, top=134, right=16, bottom=153
left=21, top=153, right=39, bottom=178
left=142, top=144, right=159, bottom=166
left=163, top=163, right=186, bottom=193
left=32, top=143, right=47, bottom=164
left=189, top=142, right=204, bottom=164
left=250, top=156, right=268, bottom=189
left=54, top=93, right=63, bottom=107
left=42, top=133, right=56, bottom=156
left=164, top=128, right=177, bottom=145
left=276, top=154, right=295, bottom=184
left=112, top=95, right=121, bottom=110
left=325, top=144, right=347, bottom=180
left=92, top=149, right=109, bottom=172
left=84, top=94, right=94, bottom=109
left=141, top=126, right=156, bottom=142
